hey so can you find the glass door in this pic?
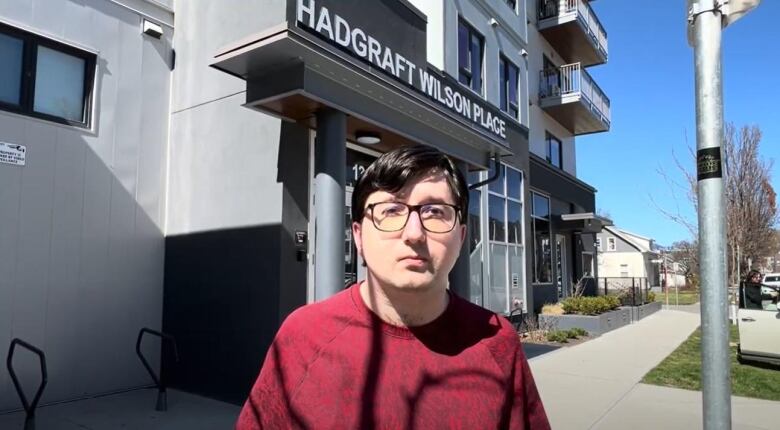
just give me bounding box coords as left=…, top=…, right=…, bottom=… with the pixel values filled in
left=556, top=234, right=568, bottom=298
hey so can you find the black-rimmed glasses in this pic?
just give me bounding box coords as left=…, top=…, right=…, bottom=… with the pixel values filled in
left=366, top=202, right=461, bottom=233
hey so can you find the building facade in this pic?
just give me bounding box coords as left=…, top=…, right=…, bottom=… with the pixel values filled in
left=0, top=0, right=611, bottom=409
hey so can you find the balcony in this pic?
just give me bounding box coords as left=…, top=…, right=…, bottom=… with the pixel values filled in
left=538, top=63, right=610, bottom=135
left=538, top=0, right=608, bottom=66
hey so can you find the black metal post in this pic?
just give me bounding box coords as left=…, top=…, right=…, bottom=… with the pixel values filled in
left=136, top=328, right=179, bottom=412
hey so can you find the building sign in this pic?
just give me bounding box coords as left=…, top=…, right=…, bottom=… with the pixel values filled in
left=0, top=142, right=26, bottom=166
left=295, top=0, right=509, bottom=143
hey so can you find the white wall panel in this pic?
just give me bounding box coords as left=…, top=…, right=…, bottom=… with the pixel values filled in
left=166, top=93, right=284, bottom=235
left=0, top=114, right=25, bottom=411
left=0, top=0, right=33, bottom=25
left=42, top=130, right=86, bottom=401
left=0, top=0, right=170, bottom=410
left=31, top=0, right=66, bottom=38
left=170, top=0, right=286, bottom=113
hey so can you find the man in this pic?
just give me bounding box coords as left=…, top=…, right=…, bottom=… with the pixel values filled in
left=236, top=146, right=550, bottom=429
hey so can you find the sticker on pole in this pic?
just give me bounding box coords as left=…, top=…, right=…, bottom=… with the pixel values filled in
left=0, top=142, right=26, bottom=166
left=697, top=147, right=722, bottom=180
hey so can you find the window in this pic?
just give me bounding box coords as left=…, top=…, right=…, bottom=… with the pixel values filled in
left=620, top=264, right=629, bottom=278
left=468, top=171, right=484, bottom=306
left=546, top=132, right=562, bottom=168
left=595, top=237, right=602, bottom=251
left=487, top=164, right=524, bottom=313
left=607, top=237, right=616, bottom=251
left=458, top=19, right=484, bottom=95
left=499, top=55, right=519, bottom=120
left=0, top=22, right=95, bottom=126
left=532, top=192, right=552, bottom=283
left=505, top=0, right=517, bottom=12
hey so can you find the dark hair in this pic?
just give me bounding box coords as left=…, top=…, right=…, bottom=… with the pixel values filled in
left=351, top=145, right=469, bottom=225
left=746, top=269, right=761, bottom=283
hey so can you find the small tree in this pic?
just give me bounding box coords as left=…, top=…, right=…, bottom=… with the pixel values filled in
left=670, top=240, right=699, bottom=288
left=653, top=123, right=779, bottom=287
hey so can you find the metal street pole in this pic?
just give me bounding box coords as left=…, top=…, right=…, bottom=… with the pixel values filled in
left=690, top=1, right=731, bottom=428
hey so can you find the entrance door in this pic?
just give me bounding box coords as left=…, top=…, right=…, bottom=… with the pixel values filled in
left=344, top=187, right=366, bottom=287
left=556, top=234, right=568, bottom=298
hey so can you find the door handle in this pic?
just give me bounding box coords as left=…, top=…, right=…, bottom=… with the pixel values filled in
left=741, top=317, right=756, bottom=322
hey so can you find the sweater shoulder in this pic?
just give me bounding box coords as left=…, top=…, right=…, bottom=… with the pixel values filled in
left=451, top=295, right=521, bottom=367
left=275, top=288, right=356, bottom=346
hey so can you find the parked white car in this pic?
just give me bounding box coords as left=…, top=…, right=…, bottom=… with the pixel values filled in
left=737, top=282, right=780, bottom=366
left=763, top=273, right=780, bottom=298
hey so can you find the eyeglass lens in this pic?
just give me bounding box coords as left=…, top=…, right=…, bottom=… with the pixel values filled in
left=371, top=202, right=457, bottom=233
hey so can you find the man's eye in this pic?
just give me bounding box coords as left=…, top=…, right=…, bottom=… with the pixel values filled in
left=422, top=206, right=446, bottom=217
left=381, top=205, right=405, bottom=216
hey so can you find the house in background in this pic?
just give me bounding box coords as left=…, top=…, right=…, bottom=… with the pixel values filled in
left=596, top=226, right=661, bottom=289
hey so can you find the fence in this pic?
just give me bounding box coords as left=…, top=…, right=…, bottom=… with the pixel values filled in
left=580, top=277, right=652, bottom=306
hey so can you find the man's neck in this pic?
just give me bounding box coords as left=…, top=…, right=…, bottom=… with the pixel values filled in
left=359, top=279, right=449, bottom=328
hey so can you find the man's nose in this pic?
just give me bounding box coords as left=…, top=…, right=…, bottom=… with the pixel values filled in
left=401, top=211, right=426, bottom=243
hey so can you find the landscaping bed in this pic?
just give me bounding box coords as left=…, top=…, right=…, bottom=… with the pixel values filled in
left=539, top=307, right=631, bottom=336
left=643, top=325, right=780, bottom=401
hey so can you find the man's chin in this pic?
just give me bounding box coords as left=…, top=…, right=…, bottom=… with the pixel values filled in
left=388, top=273, right=438, bottom=291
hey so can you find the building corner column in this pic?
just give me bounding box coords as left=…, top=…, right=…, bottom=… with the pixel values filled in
left=314, top=108, right=346, bottom=301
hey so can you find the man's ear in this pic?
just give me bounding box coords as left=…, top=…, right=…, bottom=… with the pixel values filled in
left=459, top=224, right=466, bottom=245
left=352, top=221, right=363, bottom=258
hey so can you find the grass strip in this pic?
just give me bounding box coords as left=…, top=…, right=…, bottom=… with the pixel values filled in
left=642, top=325, right=780, bottom=401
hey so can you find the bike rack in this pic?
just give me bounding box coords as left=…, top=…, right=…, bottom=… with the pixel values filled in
left=509, top=308, right=528, bottom=333
left=6, top=338, right=48, bottom=430
left=136, top=328, right=179, bottom=412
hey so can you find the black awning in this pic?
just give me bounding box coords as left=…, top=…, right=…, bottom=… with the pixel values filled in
left=211, top=25, right=527, bottom=169
left=558, top=213, right=613, bottom=233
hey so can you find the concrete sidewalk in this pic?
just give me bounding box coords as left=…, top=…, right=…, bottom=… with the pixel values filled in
left=0, top=388, right=240, bottom=429
left=529, top=308, right=780, bottom=429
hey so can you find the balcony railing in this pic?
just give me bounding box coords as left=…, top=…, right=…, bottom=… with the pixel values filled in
left=538, top=0, right=608, bottom=60
left=539, top=62, right=611, bottom=126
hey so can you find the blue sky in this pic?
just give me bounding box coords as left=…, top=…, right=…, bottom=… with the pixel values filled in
left=578, top=1, right=779, bottom=246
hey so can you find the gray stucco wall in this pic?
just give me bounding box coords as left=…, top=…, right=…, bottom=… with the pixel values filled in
left=163, top=0, right=311, bottom=403
left=0, top=0, right=172, bottom=411
left=166, top=0, right=287, bottom=234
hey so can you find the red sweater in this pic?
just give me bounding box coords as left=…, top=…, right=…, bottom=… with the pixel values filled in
left=236, top=285, right=550, bottom=429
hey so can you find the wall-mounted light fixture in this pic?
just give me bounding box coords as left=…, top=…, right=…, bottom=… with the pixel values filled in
left=488, top=18, right=499, bottom=28
left=355, top=131, right=381, bottom=145
left=143, top=20, right=163, bottom=39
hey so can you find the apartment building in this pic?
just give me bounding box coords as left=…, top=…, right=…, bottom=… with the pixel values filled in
left=524, top=0, right=611, bottom=305
left=0, top=0, right=611, bottom=409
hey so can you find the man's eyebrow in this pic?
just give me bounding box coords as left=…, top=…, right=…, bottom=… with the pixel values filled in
left=419, top=198, right=453, bottom=205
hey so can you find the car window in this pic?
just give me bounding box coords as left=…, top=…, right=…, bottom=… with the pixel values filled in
left=741, top=284, right=764, bottom=310
left=764, top=275, right=780, bottom=282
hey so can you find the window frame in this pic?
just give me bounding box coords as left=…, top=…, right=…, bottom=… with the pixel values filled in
left=545, top=131, right=562, bottom=168
left=499, top=54, right=519, bottom=121
left=0, top=21, right=96, bottom=128
left=531, top=190, right=552, bottom=285
left=457, top=18, right=484, bottom=96
left=607, top=237, right=617, bottom=251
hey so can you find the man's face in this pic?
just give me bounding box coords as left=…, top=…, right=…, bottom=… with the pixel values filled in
left=352, top=172, right=466, bottom=293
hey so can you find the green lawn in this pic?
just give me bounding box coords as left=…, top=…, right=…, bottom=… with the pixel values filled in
left=654, top=290, right=700, bottom=305
left=642, top=325, right=780, bottom=401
